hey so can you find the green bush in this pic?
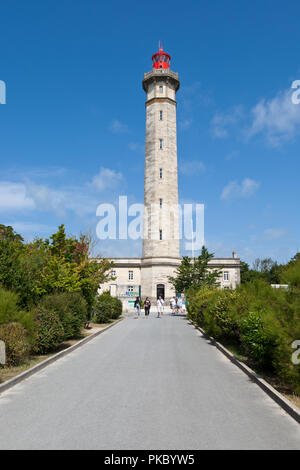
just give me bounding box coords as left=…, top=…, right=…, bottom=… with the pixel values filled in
left=0, top=322, right=30, bottom=366
left=205, top=289, right=242, bottom=342
left=186, top=286, right=215, bottom=326
left=0, top=287, right=35, bottom=350
left=187, top=279, right=300, bottom=393
left=33, top=307, right=64, bottom=354
left=39, top=292, right=87, bottom=339
left=240, top=311, right=276, bottom=367
left=93, top=292, right=122, bottom=323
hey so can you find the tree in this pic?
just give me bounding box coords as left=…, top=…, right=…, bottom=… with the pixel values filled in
left=168, top=246, right=221, bottom=293
left=240, top=258, right=282, bottom=284
left=0, top=224, right=113, bottom=313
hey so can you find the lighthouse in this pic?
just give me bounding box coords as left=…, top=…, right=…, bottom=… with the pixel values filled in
left=141, top=45, right=181, bottom=300
left=98, top=45, right=241, bottom=311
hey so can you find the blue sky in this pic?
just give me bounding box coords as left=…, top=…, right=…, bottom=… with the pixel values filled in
left=1, top=0, right=300, bottom=265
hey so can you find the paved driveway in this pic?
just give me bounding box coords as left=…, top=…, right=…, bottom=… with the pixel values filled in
left=0, top=312, right=299, bottom=449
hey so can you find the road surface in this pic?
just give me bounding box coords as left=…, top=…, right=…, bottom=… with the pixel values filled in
left=0, top=311, right=299, bottom=449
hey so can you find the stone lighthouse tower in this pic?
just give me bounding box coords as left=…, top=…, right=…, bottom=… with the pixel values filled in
left=141, top=45, right=181, bottom=300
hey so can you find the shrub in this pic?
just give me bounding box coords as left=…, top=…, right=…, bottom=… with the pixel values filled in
left=186, top=286, right=215, bottom=326
left=0, top=287, right=35, bottom=338
left=240, top=311, right=276, bottom=367
left=0, top=322, right=29, bottom=366
left=205, top=289, right=242, bottom=342
left=93, top=292, right=122, bottom=323
left=111, top=297, right=122, bottom=319
left=39, top=292, right=88, bottom=339
left=33, top=307, right=64, bottom=354
left=187, top=279, right=300, bottom=393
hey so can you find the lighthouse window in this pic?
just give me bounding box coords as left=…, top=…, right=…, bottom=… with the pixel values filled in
left=159, top=85, right=163, bottom=93
left=159, top=139, right=163, bottom=149
left=159, top=198, right=162, bottom=208
left=159, top=110, right=163, bottom=121
left=159, top=168, right=162, bottom=178
left=159, top=229, right=162, bottom=240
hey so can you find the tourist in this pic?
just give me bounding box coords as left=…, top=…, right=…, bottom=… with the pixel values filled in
left=134, top=296, right=141, bottom=318
left=170, top=297, right=176, bottom=315
left=177, top=296, right=183, bottom=313
left=157, top=295, right=164, bottom=318
left=144, top=297, right=151, bottom=318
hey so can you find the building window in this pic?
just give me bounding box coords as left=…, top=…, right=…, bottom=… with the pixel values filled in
left=159, top=139, right=163, bottom=149
left=128, top=285, right=134, bottom=292
left=128, top=270, right=133, bottom=280
left=159, top=229, right=162, bottom=240
left=159, top=110, right=163, bottom=121
left=159, top=198, right=162, bottom=208
left=159, top=85, right=163, bottom=93
left=111, top=270, right=116, bottom=277
left=159, top=168, right=162, bottom=178
left=223, top=271, right=229, bottom=281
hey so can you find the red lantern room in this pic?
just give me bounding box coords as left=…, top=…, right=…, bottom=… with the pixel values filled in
left=152, top=45, right=171, bottom=70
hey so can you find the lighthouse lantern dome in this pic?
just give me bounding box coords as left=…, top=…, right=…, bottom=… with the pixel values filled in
left=152, top=45, right=171, bottom=69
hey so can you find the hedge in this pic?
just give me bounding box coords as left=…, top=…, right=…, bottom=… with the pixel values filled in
left=187, top=280, right=300, bottom=394
left=93, top=292, right=122, bottom=323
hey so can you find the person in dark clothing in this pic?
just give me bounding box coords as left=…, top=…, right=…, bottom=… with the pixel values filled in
left=144, top=297, right=151, bottom=318
left=134, top=296, right=141, bottom=317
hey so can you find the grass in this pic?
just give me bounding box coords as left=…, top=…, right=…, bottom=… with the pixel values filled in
left=223, top=343, right=300, bottom=410
left=0, top=354, right=51, bottom=384
left=0, top=320, right=116, bottom=386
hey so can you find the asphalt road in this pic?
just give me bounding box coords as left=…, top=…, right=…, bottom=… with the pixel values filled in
left=0, top=311, right=299, bottom=449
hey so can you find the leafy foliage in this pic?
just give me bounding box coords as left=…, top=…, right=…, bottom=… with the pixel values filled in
left=39, top=292, right=88, bottom=339
left=0, top=224, right=113, bottom=313
left=33, top=307, right=65, bottom=354
left=0, top=287, right=34, bottom=333
left=169, top=246, right=221, bottom=293
left=93, top=292, right=122, bottom=323
left=187, top=278, right=300, bottom=393
left=0, top=322, right=29, bottom=366
left=240, top=258, right=282, bottom=284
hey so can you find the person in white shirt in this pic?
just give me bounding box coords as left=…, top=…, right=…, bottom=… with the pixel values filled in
left=170, top=297, right=176, bottom=315
left=157, top=296, right=164, bottom=318
left=177, top=296, right=183, bottom=313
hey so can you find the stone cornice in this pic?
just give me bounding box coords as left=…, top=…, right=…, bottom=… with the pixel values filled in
left=142, top=69, right=180, bottom=93
left=145, top=97, right=177, bottom=107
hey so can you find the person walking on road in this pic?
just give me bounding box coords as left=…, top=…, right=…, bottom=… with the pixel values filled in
left=144, top=297, right=151, bottom=318
left=177, top=296, right=183, bottom=314
left=170, top=297, right=176, bottom=315
left=134, top=296, right=141, bottom=318
left=157, top=296, right=164, bottom=318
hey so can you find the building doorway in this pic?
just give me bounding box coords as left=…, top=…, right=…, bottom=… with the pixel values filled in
left=157, top=284, right=165, bottom=299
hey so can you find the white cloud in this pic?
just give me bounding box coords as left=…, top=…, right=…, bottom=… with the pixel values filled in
left=0, top=182, right=35, bottom=210
left=262, top=228, right=287, bottom=240
left=129, top=142, right=144, bottom=153
left=90, top=167, right=123, bottom=192
left=4, top=222, right=54, bottom=234
left=179, top=119, right=192, bottom=130
left=247, top=88, right=300, bottom=146
left=109, top=119, right=129, bottom=134
left=225, top=150, right=240, bottom=161
left=180, top=160, right=206, bottom=176
left=211, top=106, right=244, bottom=138
left=221, top=178, right=260, bottom=201
left=0, top=167, right=123, bottom=216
